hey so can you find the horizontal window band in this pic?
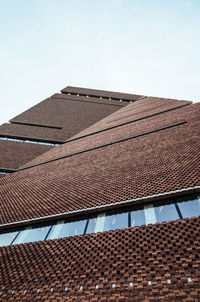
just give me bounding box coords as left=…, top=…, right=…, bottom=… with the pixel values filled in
left=0, top=135, right=63, bottom=146
left=65, top=103, right=189, bottom=143
left=0, top=185, right=199, bottom=231
left=51, top=94, right=126, bottom=107
left=107, top=99, right=185, bottom=124
left=0, top=191, right=199, bottom=247
left=0, top=168, right=16, bottom=174
left=10, top=121, right=62, bottom=129
left=15, top=120, right=187, bottom=173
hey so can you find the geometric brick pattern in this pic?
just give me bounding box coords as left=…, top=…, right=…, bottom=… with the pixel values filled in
left=21, top=100, right=195, bottom=166
left=0, top=87, right=132, bottom=170
left=0, top=217, right=199, bottom=301
left=0, top=140, right=52, bottom=170
left=0, top=87, right=199, bottom=302
left=0, top=101, right=199, bottom=225
left=70, top=97, right=191, bottom=139
left=0, top=96, right=125, bottom=143
left=7, top=95, right=126, bottom=142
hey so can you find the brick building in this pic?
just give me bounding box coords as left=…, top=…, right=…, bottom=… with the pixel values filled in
left=0, top=86, right=199, bottom=301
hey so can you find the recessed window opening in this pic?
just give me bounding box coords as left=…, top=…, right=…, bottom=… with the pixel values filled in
left=0, top=194, right=199, bottom=247
left=0, top=136, right=60, bottom=146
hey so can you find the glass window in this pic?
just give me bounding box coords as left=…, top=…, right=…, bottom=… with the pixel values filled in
left=130, top=206, right=145, bottom=227
left=154, top=200, right=179, bottom=223
left=87, top=210, right=128, bottom=233
left=48, top=218, right=87, bottom=239
left=7, top=138, right=17, bottom=142
left=13, top=225, right=51, bottom=244
left=104, top=211, right=128, bottom=231
left=86, top=217, right=97, bottom=234
left=144, top=204, right=157, bottom=225
left=0, top=230, right=19, bottom=247
left=86, top=213, right=105, bottom=234
left=177, top=194, right=200, bottom=218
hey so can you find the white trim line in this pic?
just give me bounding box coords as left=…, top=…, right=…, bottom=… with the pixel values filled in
left=0, top=186, right=199, bottom=229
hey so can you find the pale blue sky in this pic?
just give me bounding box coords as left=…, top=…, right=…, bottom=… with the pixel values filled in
left=0, top=0, right=200, bottom=125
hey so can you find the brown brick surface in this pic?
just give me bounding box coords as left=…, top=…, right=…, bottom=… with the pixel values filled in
left=61, top=85, right=143, bottom=101
left=0, top=140, right=52, bottom=169
left=0, top=102, right=199, bottom=224
left=0, top=88, right=129, bottom=170
left=0, top=88, right=199, bottom=301
left=0, top=217, right=199, bottom=301
left=0, top=122, right=66, bottom=143
left=7, top=97, right=125, bottom=141
left=70, top=97, right=190, bottom=139
left=22, top=101, right=197, bottom=166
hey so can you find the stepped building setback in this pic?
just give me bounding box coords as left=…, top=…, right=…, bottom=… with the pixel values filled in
left=0, top=86, right=199, bottom=301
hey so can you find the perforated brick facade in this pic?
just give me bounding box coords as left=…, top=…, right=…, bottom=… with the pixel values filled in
left=0, top=86, right=199, bottom=301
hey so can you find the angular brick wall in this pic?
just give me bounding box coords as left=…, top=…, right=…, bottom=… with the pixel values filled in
left=0, top=140, right=52, bottom=170
left=0, top=217, right=199, bottom=301
left=0, top=101, right=199, bottom=225
left=0, top=87, right=199, bottom=301
left=0, top=86, right=131, bottom=170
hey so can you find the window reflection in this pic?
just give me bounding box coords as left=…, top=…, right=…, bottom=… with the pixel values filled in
left=87, top=211, right=128, bottom=233
left=48, top=219, right=87, bottom=239
left=154, top=200, right=179, bottom=223
left=131, top=207, right=145, bottom=227
left=0, top=193, right=199, bottom=247
left=86, top=217, right=98, bottom=234
left=177, top=195, right=200, bottom=218
left=0, top=230, right=19, bottom=247
left=13, top=225, right=51, bottom=244
left=86, top=214, right=106, bottom=233
left=104, top=211, right=128, bottom=231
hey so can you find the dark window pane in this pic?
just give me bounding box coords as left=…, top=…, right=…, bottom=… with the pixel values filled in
left=0, top=230, right=19, bottom=247
left=104, top=212, right=128, bottom=231
left=49, top=219, right=87, bottom=239
left=177, top=195, right=200, bottom=218
left=154, top=203, right=179, bottom=223
left=13, top=225, right=51, bottom=244
left=130, top=208, right=146, bottom=227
